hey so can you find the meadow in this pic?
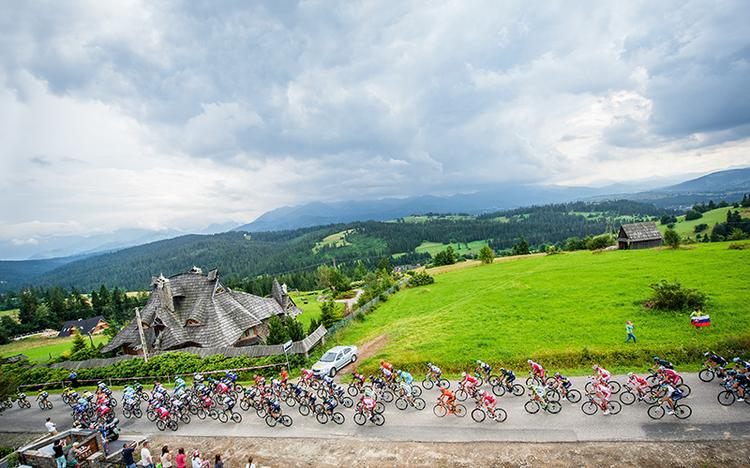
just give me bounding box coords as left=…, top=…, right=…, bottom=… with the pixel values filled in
left=289, top=291, right=344, bottom=330
left=0, top=309, right=19, bottom=322
left=0, top=334, right=109, bottom=363
left=332, top=241, right=750, bottom=375
left=415, top=239, right=490, bottom=257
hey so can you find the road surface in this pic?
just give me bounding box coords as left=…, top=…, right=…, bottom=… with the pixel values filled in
left=1, top=373, right=748, bottom=443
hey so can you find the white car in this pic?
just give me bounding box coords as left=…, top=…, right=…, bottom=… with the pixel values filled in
left=312, top=345, right=358, bottom=377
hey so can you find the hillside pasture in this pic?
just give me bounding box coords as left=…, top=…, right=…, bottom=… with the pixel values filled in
left=332, top=241, right=750, bottom=374
left=0, top=334, right=109, bottom=363
left=659, top=207, right=750, bottom=237
left=415, top=240, right=490, bottom=257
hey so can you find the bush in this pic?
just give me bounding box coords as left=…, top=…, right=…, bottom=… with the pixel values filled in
left=408, top=271, right=435, bottom=287
left=694, top=223, right=708, bottom=233
left=645, top=280, right=707, bottom=312
left=319, top=300, right=343, bottom=328
left=663, top=228, right=680, bottom=249
left=586, top=234, right=614, bottom=250
left=433, top=246, right=456, bottom=266
left=546, top=245, right=560, bottom=255
left=684, top=209, right=703, bottom=221
left=478, top=245, right=495, bottom=264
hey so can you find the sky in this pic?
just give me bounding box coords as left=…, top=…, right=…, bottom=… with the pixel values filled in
left=1, top=0, right=749, bottom=251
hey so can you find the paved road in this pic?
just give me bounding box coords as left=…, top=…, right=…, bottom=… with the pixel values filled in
left=1, top=373, right=748, bottom=442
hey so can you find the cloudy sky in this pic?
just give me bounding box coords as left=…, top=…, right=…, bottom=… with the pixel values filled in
left=1, top=0, right=749, bottom=251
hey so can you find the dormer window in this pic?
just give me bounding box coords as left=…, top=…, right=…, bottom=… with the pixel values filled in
left=215, top=286, right=225, bottom=295
left=185, top=319, right=201, bottom=327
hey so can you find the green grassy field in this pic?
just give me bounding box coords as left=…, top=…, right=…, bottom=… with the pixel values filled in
left=415, top=240, right=490, bottom=257
left=658, top=207, right=750, bottom=237
left=394, top=215, right=476, bottom=223
left=0, top=309, right=19, bottom=322
left=331, top=241, right=750, bottom=375
left=312, top=229, right=355, bottom=253
left=0, top=334, right=109, bottom=363
left=290, top=291, right=345, bottom=330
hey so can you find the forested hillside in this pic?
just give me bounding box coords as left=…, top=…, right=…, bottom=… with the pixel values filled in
left=2, top=200, right=675, bottom=292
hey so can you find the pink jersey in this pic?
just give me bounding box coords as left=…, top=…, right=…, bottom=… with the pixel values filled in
left=595, top=383, right=611, bottom=398
left=531, top=362, right=544, bottom=374
left=483, top=393, right=496, bottom=406
left=464, top=375, right=478, bottom=385
left=596, top=367, right=611, bottom=380
left=629, top=375, right=648, bottom=387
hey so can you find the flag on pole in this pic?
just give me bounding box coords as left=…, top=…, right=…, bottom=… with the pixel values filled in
left=691, top=315, right=711, bottom=327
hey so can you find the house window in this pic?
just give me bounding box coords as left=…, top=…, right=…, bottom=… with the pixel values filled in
left=215, top=286, right=225, bottom=295
left=185, top=319, right=200, bottom=327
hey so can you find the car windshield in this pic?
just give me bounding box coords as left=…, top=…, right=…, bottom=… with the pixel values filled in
left=320, top=352, right=337, bottom=363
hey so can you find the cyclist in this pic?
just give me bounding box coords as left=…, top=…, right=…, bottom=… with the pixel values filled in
left=438, top=386, right=457, bottom=413
left=477, top=389, right=499, bottom=419
left=529, top=383, right=548, bottom=410
left=398, top=376, right=413, bottom=401
left=652, top=356, right=673, bottom=370
left=279, top=367, right=289, bottom=385
left=704, top=351, right=727, bottom=369
left=397, top=369, right=413, bottom=385
left=499, top=368, right=516, bottom=389
left=732, top=357, right=750, bottom=370
left=174, top=376, right=186, bottom=393
left=323, top=394, right=338, bottom=414
left=658, top=383, right=683, bottom=414
left=380, top=360, right=394, bottom=373
left=351, top=369, right=366, bottom=386
left=551, top=372, right=573, bottom=400
left=594, top=380, right=612, bottom=415
left=68, top=371, right=79, bottom=387
left=381, top=366, right=394, bottom=383
left=528, top=359, right=545, bottom=382
left=460, top=372, right=479, bottom=395
left=427, top=362, right=442, bottom=381
left=626, top=372, right=650, bottom=400
left=476, top=360, right=492, bottom=379
left=592, top=364, right=611, bottom=383
left=300, top=368, right=314, bottom=384
left=732, top=368, right=749, bottom=402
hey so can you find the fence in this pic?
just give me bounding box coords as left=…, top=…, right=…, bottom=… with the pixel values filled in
left=48, top=324, right=328, bottom=371
left=325, top=278, right=407, bottom=336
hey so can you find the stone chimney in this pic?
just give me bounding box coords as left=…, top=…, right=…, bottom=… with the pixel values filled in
left=152, top=274, right=174, bottom=312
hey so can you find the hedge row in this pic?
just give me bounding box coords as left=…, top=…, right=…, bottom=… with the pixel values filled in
left=4, top=351, right=309, bottom=389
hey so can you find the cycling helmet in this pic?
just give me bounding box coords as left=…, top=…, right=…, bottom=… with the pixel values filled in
left=591, top=364, right=598, bottom=370
left=703, top=351, right=709, bottom=357
left=554, top=372, right=561, bottom=378
left=427, top=362, right=433, bottom=367
left=500, top=368, right=506, bottom=373
left=659, top=366, right=665, bottom=371
left=627, top=372, right=634, bottom=378
left=478, top=389, right=485, bottom=397
left=476, top=360, right=482, bottom=364
left=652, top=356, right=660, bottom=361
left=733, top=357, right=740, bottom=362
left=527, top=359, right=532, bottom=364
left=461, top=372, right=467, bottom=377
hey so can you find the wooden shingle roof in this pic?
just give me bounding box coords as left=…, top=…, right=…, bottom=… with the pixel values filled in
left=58, top=316, right=106, bottom=337
left=102, top=268, right=300, bottom=353
left=618, top=222, right=662, bottom=242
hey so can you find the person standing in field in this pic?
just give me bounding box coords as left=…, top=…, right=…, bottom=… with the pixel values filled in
left=625, top=320, right=636, bottom=343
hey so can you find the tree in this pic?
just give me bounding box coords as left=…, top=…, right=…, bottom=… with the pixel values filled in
left=71, top=331, right=87, bottom=354
left=586, top=234, right=614, bottom=250
left=684, top=209, right=702, bottom=221
left=433, top=246, right=456, bottom=266
left=663, top=228, right=680, bottom=249
left=316, top=265, right=350, bottom=293
left=266, top=315, right=289, bottom=345
left=660, top=215, right=677, bottom=225
left=478, top=245, right=495, bottom=264
left=307, top=318, right=321, bottom=335
left=319, top=300, right=343, bottom=328
left=18, top=289, right=38, bottom=329
left=285, top=317, right=305, bottom=341
left=511, top=238, right=530, bottom=256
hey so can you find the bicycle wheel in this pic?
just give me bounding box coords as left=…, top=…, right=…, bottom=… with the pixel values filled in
left=422, top=378, right=434, bottom=390
left=123, top=409, right=132, bottom=419
left=341, top=396, right=353, bottom=408
left=455, top=389, right=468, bottom=401
left=381, top=391, right=394, bottom=403
left=347, top=385, right=359, bottom=396
left=281, top=415, right=293, bottom=427
left=438, top=379, right=450, bottom=389
left=524, top=400, right=540, bottom=414
left=181, top=413, right=191, bottom=424
left=677, top=383, right=691, bottom=397
left=512, top=384, right=525, bottom=397
left=488, top=375, right=500, bottom=387
left=265, top=415, right=277, bottom=427
left=218, top=411, right=228, bottom=423
left=674, top=404, right=692, bottom=419
left=196, top=409, right=206, bottom=419
left=147, top=410, right=157, bottom=422
left=643, top=391, right=657, bottom=405
left=354, top=412, right=366, bottom=425
left=231, top=412, right=242, bottom=423
left=608, top=381, right=621, bottom=394
left=647, top=405, right=665, bottom=420
left=566, top=389, right=582, bottom=404
left=374, top=401, right=385, bottom=414
left=240, top=399, right=250, bottom=411
left=411, top=386, right=422, bottom=397
left=491, top=384, right=506, bottom=397
left=395, top=398, right=408, bottom=411
left=546, top=401, right=562, bottom=414
left=316, top=412, right=328, bottom=424
left=471, top=408, right=486, bottom=422
left=299, top=404, right=310, bottom=416
left=433, top=404, right=447, bottom=418
left=584, top=381, right=594, bottom=394
left=332, top=412, right=345, bottom=425
left=546, top=389, right=560, bottom=402
left=210, top=409, right=220, bottom=419
left=608, top=400, right=622, bottom=415
left=619, top=391, right=636, bottom=406
left=372, top=413, right=385, bottom=426
left=475, top=376, right=484, bottom=387
left=494, top=408, right=508, bottom=423
left=156, top=420, right=166, bottom=431
left=454, top=404, right=467, bottom=417
left=413, top=398, right=426, bottom=411
left=698, top=368, right=714, bottom=382
left=168, top=420, right=178, bottom=431
left=38, top=400, right=45, bottom=410
left=134, top=408, right=143, bottom=418
left=581, top=401, right=598, bottom=415
left=717, top=391, right=735, bottom=406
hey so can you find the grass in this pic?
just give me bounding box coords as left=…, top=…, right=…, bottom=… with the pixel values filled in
left=312, top=229, right=355, bottom=253
left=395, top=215, right=476, bottom=223
left=0, top=334, right=109, bottom=363
left=658, top=207, right=750, bottom=238
left=415, top=239, right=490, bottom=257
left=0, top=309, right=19, bottom=322
left=332, top=241, right=750, bottom=375
left=290, top=291, right=345, bottom=330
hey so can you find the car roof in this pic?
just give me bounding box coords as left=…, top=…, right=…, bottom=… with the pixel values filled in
left=325, top=346, right=351, bottom=353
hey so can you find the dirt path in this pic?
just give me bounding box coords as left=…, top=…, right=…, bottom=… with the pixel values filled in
left=139, top=436, right=750, bottom=467
left=335, top=334, right=388, bottom=382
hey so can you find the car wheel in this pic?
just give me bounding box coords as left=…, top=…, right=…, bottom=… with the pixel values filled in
left=330, top=368, right=337, bottom=377
left=351, top=354, right=357, bottom=363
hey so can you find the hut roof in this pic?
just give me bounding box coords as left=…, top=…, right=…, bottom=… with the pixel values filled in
left=618, top=222, right=663, bottom=242
left=58, top=316, right=107, bottom=338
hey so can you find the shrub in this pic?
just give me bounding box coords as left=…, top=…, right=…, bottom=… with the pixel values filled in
left=586, top=234, right=614, bottom=250
left=694, top=223, right=708, bottom=233
left=684, top=209, right=703, bottom=221
left=546, top=245, right=560, bottom=255
left=645, top=280, right=707, bottom=312
left=408, top=272, right=435, bottom=287
left=728, top=242, right=750, bottom=250
left=433, top=246, right=456, bottom=266
left=478, top=245, right=495, bottom=264
left=663, top=228, right=680, bottom=249
left=319, top=300, right=343, bottom=328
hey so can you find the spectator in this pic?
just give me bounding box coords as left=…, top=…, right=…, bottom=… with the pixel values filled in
left=625, top=320, right=636, bottom=343
left=175, top=448, right=186, bottom=468
left=122, top=442, right=137, bottom=468
left=161, top=445, right=173, bottom=468
left=141, top=440, right=154, bottom=468
left=66, top=442, right=80, bottom=467
left=200, top=452, right=210, bottom=468
left=45, top=417, right=58, bottom=436
left=53, top=439, right=66, bottom=468
left=214, top=454, right=224, bottom=468
left=191, top=451, right=202, bottom=468
left=246, top=456, right=256, bottom=468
